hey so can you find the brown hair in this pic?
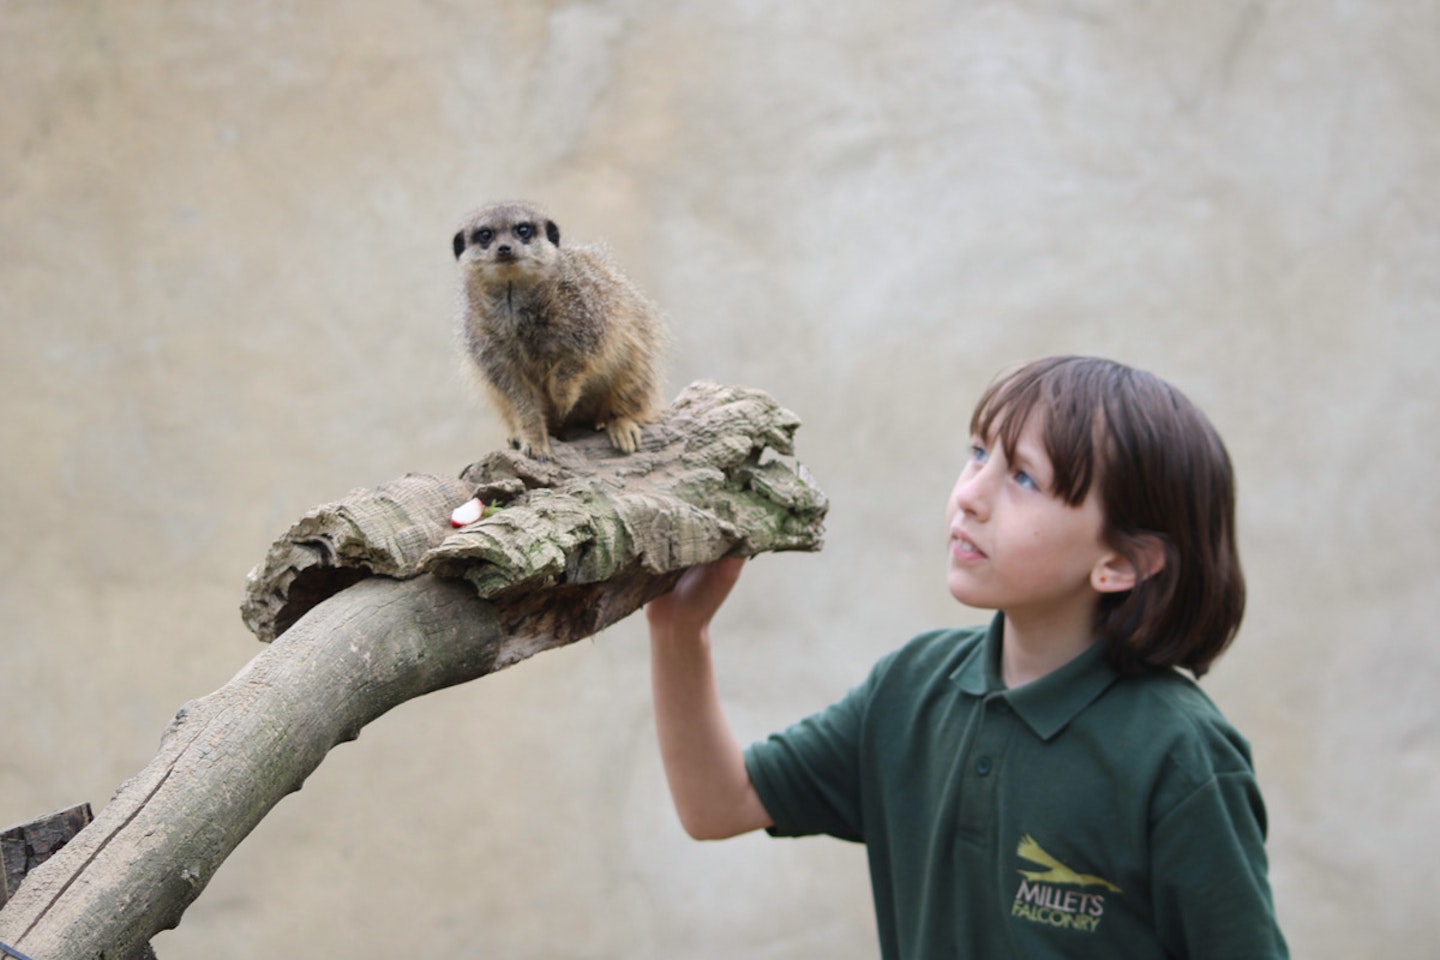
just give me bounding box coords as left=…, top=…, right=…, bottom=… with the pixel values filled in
left=970, top=356, right=1244, bottom=677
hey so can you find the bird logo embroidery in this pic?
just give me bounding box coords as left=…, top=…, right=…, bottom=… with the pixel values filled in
left=1016, top=835, right=1122, bottom=893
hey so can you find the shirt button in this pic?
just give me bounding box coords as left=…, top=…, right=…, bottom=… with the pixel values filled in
left=975, top=756, right=993, bottom=776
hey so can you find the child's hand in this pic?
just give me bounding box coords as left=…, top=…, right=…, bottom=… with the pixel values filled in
left=646, top=556, right=746, bottom=639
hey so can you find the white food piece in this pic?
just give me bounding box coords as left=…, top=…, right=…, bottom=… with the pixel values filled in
left=450, top=497, right=484, bottom=527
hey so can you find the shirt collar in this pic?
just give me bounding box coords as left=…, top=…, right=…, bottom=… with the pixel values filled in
left=950, top=612, right=1119, bottom=741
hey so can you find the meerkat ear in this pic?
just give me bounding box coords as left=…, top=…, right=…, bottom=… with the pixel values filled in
left=545, top=220, right=560, bottom=246
left=452, top=231, right=467, bottom=259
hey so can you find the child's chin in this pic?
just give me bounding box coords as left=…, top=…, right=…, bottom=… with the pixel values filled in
left=946, top=573, right=988, bottom=608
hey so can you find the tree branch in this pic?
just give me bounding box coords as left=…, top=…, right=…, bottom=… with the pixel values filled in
left=0, top=381, right=826, bottom=959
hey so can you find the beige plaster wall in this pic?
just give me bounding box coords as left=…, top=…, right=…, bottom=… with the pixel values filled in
left=2, top=2, right=1436, bottom=957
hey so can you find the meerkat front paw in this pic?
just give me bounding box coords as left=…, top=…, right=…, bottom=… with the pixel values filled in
left=605, top=417, right=644, bottom=454
left=511, top=433, right=553, bottom=460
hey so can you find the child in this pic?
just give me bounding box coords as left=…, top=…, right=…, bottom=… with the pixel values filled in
left=646, top=355, right=1288, bottom=958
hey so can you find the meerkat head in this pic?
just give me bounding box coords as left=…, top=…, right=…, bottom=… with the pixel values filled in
left=453, top=201, right=562, bottom=283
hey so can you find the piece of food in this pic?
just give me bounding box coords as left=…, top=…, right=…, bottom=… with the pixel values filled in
left=450, top=497, right=485, bottom=527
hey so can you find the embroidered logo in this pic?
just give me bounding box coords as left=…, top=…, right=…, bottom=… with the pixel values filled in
left=1011, top=834, right=1120, bottom=934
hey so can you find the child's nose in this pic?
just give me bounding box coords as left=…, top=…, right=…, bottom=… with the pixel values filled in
left=950, top=468, right=992, bottom=521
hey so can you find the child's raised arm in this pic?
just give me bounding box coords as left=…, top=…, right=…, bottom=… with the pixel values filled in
left=646, top=557, right=773, bottom=840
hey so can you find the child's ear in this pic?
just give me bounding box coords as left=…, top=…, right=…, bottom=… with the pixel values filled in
left=1092, top=535, right=1167, bottom=593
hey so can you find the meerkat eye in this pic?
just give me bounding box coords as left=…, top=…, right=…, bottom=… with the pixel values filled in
left=514, top=222, right=535, bottom=241
left=473, top=228, right=494, bottom=248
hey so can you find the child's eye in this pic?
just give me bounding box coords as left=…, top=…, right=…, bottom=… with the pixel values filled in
left=969, top=443, right=988, bottom=464
left=1014, top=470, right=1039, bottom=491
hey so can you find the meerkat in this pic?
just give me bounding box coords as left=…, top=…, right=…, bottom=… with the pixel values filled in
left=453, top=201, right=667, bottom=460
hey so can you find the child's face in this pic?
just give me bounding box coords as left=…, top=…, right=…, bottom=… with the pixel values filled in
left=946, top=412, right=1115, bottom=622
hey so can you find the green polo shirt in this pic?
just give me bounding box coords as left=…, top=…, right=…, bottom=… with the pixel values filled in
left=743, top=615, right=1287, bottom=959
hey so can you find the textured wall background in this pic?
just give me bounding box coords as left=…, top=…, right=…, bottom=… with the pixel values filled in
left=2, top=2, right=1436, bottom=957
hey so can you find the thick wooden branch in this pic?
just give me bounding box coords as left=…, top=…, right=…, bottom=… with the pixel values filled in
left=0, top=381, right=826, bottom=960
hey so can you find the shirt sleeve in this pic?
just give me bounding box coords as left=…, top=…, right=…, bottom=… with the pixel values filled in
left=1149, top=764, right=1289, bottom=959
left=743, top=670, right=877, bottom=843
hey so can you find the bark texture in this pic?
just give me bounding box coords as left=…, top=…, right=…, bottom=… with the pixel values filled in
left=0, top=805, right=93, bottom=911
left=0, top=380, right=826, bottom=960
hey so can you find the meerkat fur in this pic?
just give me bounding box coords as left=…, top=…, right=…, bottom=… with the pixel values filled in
left=453, top=201, right=667, bottom=459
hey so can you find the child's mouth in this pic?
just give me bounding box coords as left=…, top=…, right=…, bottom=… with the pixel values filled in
left=951, top=534, right=986, bottom=561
